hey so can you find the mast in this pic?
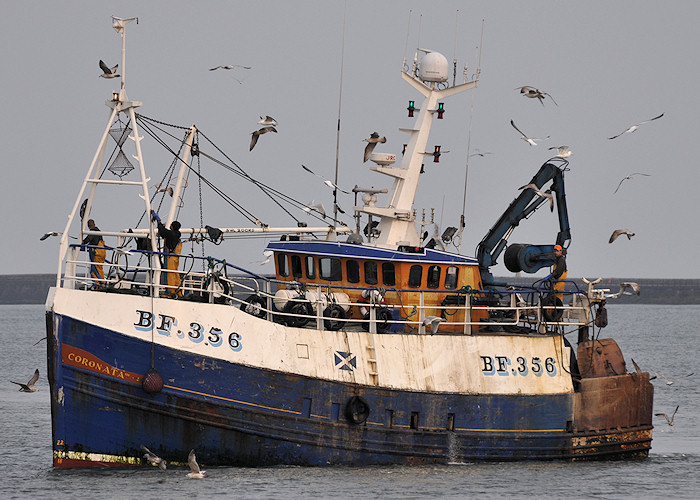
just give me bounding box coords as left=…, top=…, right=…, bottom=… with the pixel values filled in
left=357, top=48, right=477, bottom=250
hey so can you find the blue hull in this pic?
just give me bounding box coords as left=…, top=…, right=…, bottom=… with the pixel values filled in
left=47, top=312, right=651, bottom=466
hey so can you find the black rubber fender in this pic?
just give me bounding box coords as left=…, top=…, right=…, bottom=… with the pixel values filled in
left=345, top=396, right=370, bottom=424
left=240, top=294, right=267, bottom=319
left=542, top=294, right=563, bottom=322
left=283, top=300, right=313, bottom=327
left=362, top=306, right=391, bottom=333
left=323, top=304, right=347, bottom=331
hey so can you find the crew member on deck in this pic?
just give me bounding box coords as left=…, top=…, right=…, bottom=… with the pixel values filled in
left=152, top=211, right=182, bottom=297
left=82, top=219, right=106, bottom=282
left=551, top=244, right=567, bottom=302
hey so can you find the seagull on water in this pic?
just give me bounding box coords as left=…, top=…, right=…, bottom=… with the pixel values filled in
left=99, top=60, right=119, bottom=79
left=10, top=369, right=39, bottom=392
left=548, top=145, right=573, bottom=158
left=510, top=120, right=549, bottom=146
left=301, top=165, right=350, bottom=194
left=515, top=86, right=558, bottom=106
left=608, top=113, right=664, bottom=140
left=614, top=173, right=651, bottom=194
left=209, top=64, right=252, bottom=71
left=249, top=126, right=277, bottom=151
left=422, top=316, right=445, bottom=335
left=186, top=449, right=208, bottom=478
left=363, top=132, right=387, bottom=162
left=609, top=229, right=635, bottom=244
left=141, top=445, right=167, bottom=471
left=655, top=405, right=679, bottom=426
left=257, top=115, right=277, bottom=126
left=605, top=282, right=640, bottom=299
left=519, top=183, right=554, bottom=211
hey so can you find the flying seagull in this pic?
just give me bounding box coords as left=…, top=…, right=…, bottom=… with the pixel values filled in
left=141, top=445, right=167, bottom=471
left=259, top=250, right=273, bottom=266
left=99, top=60, right=120, bottom=79
left=614, top=173, right=651, bottom=194
left=257, top=115, right=277, bottom=126
left=519, top=183, right=554, bottom=211
left=606, top=282, right=640, bottom=299
left=608, top=113, right=664, bottom=140
left=304, top=200, right=326, bottom=218
left=154, top=183, right=173, bottom=197
left=515, top=86, right=558, bottom=106
left=209, top=64, right=252, bottom=71
left=249, top=126, right=277, bottom=151
left=609, top=229, right=635, bottom=244
left=653, top=371, right=675, bottom=386
left=186, top=449, right=208, bottom=478
left=10, top=369, right=39, bottom=392
left=301, top=165, right=350, bottom=194
left=40, top=231, right=62, bottom=241
left=510, top=119, right=549, bottom=146
left=655, top=405, right=679, bottom=426
left=469, top=149, right=493, bottom=158
left=363, top=132, right=387, bottom=162
left=548, top=145, right=573, bottom=158
left=422, top=316, right=445, bottom=335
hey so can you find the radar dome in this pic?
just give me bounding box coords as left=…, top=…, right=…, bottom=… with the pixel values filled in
left=418, top=52, right=448, bottom=83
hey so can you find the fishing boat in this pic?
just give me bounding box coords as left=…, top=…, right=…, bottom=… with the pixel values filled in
left=46, top=18, right=653, bottom=467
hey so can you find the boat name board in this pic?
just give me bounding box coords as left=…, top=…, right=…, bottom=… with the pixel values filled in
left=62, top=344, right=143, bottom=383
left=134, top=310, right=243, bottom=352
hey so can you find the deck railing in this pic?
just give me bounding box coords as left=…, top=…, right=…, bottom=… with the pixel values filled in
left=63, top=245, right=594, bottom=335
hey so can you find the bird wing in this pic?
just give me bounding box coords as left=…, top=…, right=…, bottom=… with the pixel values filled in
left=609, top=230, right=623, bottom=243
left=364, top=142, right=377, bottom=162
left=99, top=59, right=111, bottom=73
left=613, top=178, right=627, bottom=194
left=638, top=113, right=664, bottom=125
left=188, top=450, right=200, bottom=473
left=631, top=358, right=642, bottom=373
left=40, top=233, right=52, bottom=241
left=608, top=127, right=631, bottom=140
left=249, top=131, right=259, bottom=151
left=10, top=381, right=29, bottom=390
left=621, top=282, right=640, bottom=295
left=510, top=119, right=528, bottom=139
left=27, top=369, right=39, bottom=387
left=542, top=91, right=558, bottom=106
left=209, top=65, right=223, bottom=71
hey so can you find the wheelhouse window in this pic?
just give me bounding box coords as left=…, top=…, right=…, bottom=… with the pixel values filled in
left=445, top=266, right=459, bottom=289
left=319, top=257, right=342, bottom=281
left=291, top=255, right=303, bottom=279
left=408, top=265, right=423, bottom=288
left=364, top=261, right=378, bottom=285
left=427, top=265, right=441, bottom=289
left=277, top=253, right=289, bottom=277
left=346, top=260, right=360, bottom=283
left=381, top=262, right=396, bottom=286
left=305, top=256, right=316, bottom=279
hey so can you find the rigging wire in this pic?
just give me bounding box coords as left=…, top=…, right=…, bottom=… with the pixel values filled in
left=331, top=0, right=348, bottom=231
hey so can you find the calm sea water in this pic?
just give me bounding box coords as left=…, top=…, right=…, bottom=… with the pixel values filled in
left=1, top=303, right=698, bottom=499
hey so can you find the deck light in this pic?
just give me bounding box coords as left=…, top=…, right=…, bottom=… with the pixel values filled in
left=437, top=102, right=445, bottom=119
left=433, top=145, right=441, bottom=162
left=407, top=100, right=415, bottom=117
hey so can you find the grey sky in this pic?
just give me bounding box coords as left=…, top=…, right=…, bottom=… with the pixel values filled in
left=2, top=1, right=697, bottom=279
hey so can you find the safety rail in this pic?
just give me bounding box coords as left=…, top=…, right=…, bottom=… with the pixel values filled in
left=63, top=244, right=594, bottom=335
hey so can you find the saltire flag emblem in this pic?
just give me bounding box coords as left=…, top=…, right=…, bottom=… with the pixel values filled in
left=334, top=351, right=356, bottom=371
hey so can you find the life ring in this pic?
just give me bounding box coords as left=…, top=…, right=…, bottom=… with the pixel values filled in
left=240, top=294, right=267, bottom=319
left=362, top=306, right=391, bottom=333
left=323, top=304, right=347, bottom=331
left=345, top=396, right=370, bottom=425
left=542, top=294, right=563, bottom=322
left=283, top=300, right=313, bottom=327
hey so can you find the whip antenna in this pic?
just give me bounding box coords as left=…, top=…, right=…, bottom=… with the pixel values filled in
left=332, top=0, right=348, bottom=235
